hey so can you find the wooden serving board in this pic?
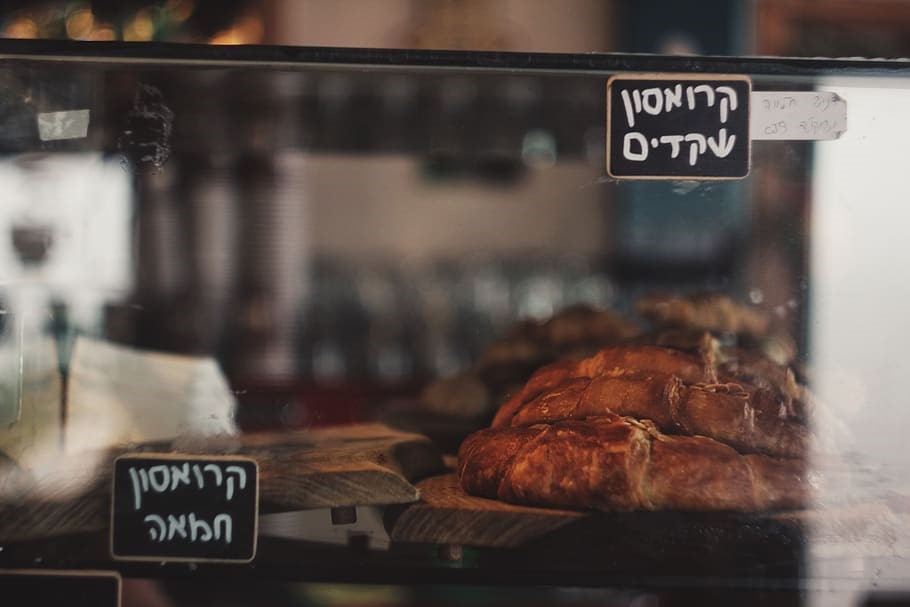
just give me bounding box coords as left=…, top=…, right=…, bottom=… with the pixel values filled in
left=390, top=472, right=910, bottom=574
left=0, top=424, right=443, bottom=543
left=389, top=472, right=809, bottom=579
left=389, top=471, right=809, bottom=553
left=389, top=473, right=588, bottom=548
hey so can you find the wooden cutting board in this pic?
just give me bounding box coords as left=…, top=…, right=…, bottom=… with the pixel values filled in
left=0, top=424, right=443, bottom=543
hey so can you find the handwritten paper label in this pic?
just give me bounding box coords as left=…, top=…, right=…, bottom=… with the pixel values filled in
left=607, top=74, right=751, bottom=180
left=751, top=91, right=847, bottom=140
left=0, top=570, right=121, bottom=607
left=111, top=454, right=258, bottom=562
left=37, top=110, right=90, bottom=141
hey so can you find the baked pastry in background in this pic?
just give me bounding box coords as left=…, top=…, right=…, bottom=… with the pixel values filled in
left=491, top=345, right=809, bottom=459
left=421, top=304, right=638, bottom=419
left=459, top=294, right=813, bottom=512
left=636, top=292, right=771, bottom=338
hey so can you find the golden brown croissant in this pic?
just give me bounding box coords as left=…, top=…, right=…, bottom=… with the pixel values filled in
left=502, top=369, right=808, bottom=458
left=628, top=332, right=811, bottom=424
left=458, top=415, right=806, bottom=512
left=491, top=345, right=714, bottom=429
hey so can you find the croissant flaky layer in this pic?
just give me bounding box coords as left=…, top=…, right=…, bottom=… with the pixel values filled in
left=491, top=345, right=713, bottom=429
left=457, top=415, right=807, bottom=512
left=504, top=369, right=809, bottom=459
left=490, top=346, right=810, bottom=459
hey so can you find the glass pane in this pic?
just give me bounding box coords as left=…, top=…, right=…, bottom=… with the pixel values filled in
left=0, top=44, right=907, bottom=604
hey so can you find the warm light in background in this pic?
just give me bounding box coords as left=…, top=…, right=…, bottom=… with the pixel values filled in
left=123, top=7, right=157, bottom=42
left=87, top=22, right=116, bottom=41
left=3, top=16, right=39, bottom=39
left=209, top=12, right=263, bottom=45
left=64, top=7, right=94, bottom=39
left=0, top=0, right=204, bottom=43
left=165, top=0, right=195, bottom=23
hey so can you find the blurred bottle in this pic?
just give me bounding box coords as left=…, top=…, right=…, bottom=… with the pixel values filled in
left=224, top=71, right=308, bottom=381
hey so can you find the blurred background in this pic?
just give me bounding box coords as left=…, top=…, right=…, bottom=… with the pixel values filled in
left=0, top=0, right=908, bottom=429
left=1, top=0, right=910, bottom=56
left=2, top=2, right=910, bottom=607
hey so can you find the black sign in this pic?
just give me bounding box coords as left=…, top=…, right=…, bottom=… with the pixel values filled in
left=0, top=570, right=120, bottom=607
left=111, top=454, right=258, bottom=562
left=607, top=75, right=751, bottom=179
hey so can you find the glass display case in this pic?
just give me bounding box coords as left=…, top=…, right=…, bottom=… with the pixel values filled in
left=0, top=40, right=909, bottom=606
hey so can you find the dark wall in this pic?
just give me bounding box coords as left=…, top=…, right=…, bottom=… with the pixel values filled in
left=624, top=0, right=749, bottom=55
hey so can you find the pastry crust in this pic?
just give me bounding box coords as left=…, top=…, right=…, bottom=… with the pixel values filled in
left=490, top=344, right=809, bottom=458
left=455, top=291, right=814, bottom=513
left=492, top=346, right=713, bottom=429
left=458, top=415, right=806, bottom=512
left=636, top=292, right=771, bottom=337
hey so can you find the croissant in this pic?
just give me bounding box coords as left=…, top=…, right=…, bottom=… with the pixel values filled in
left=458, top=414, right=806, bottom=512
left=626, top=330, right=805, bottom=413
left=717, top=347, right=809, bottom=421
left=636, top=292, right=771, bottom=337
left=502, top=369, right=809, bottom=458
left=491, top=346, right=714, bottom=428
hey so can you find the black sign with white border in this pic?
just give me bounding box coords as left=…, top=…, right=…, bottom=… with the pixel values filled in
left=0, top=570, right=121, bottom=607
left=607, top=74, right=751, bottom=180
left=111, top=453, right=258, bottom=563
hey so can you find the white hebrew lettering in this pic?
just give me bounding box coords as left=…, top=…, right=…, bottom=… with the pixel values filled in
left=144, top=514, right=166, bottom=542
left=213, top=514, right=233, bottom=544
left=707, top=128, right=735, bottom=158
left=167, top=514, right=188, bottom=541
left=684, top=133, right=707, bottom=166
left=203, top=464, right=223, bottom=487
left=716, top=86, right=738, bottom=123
left=619, top=82, right=741, bottom=126
left=148, top=465, right=169, bottom=493
left=621, top=89, right=636, bottom=128
left=192, top=464, right=205, bottom=488
left=623, top=132, right=649, bottom=161
left=224, top=466, right=248, bottom=501
left=140, top=513, right=238, bottom=544
left=129, top=467, right=144, bottom=511
left=693, top=84, right=716, bottom=107
left=189, top=513, right=214, bottom=542
left=170, top=463, right=192, bottom=491
left=659, top=135, right=684, bottom=158
left=664, top=84, right=683, bottom=112
left=641, top=88, right=663, bottom=115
